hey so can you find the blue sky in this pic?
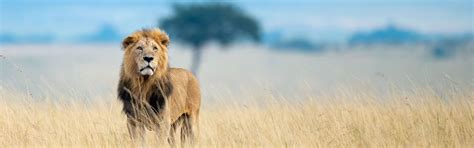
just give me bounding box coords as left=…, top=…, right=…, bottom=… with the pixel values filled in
left=0, top=0, right=472, bottom=42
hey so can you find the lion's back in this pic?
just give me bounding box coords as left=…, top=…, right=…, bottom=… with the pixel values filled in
left=167, top=68, right=200, bottom=117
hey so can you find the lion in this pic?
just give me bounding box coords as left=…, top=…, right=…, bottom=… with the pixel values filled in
left=117, top=28, right=201, bottom=146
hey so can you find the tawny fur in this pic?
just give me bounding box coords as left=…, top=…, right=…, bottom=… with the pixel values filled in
left=117, top=28, right=201, bottom=145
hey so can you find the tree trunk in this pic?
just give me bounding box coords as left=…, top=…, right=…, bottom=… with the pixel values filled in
left=190, top=48, right=203, bottom=76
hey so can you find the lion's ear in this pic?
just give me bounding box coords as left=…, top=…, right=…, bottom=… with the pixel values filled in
left=160, top=32, right=170, bottom=47
left=122, top=36, right=137, bottom=49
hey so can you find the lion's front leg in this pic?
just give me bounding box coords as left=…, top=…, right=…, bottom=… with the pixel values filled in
left=167, top=120, right=180, bottom=146
left=155, top=113, right=172, bottom=146
left=181, top=114, right=198, bottom=146
left=127, top=119, right=146, bottom=147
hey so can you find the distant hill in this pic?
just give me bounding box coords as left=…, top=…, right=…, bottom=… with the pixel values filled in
left=0, top=33, right=54, bottom=44
left=0, top=34, right=16, bottom=44
left=78, top=24, right=122, bottom=43
left=349, top=25, right=425, bottom=45
left=0, top=25, right=121, bottom=44
left=262, top=31, right=324, bottom=52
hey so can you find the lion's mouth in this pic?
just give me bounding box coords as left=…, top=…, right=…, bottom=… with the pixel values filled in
left=140, top=65, right=154, bottom=72
left=139, top=65, right=155, bottom=75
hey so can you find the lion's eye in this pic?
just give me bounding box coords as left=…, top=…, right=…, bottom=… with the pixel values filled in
left=153, top=46, right=158, bottom=51
left=136, top=46, right=143, bottom=51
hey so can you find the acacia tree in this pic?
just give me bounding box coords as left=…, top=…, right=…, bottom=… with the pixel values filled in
left=160, top=3, right=260, bottom=75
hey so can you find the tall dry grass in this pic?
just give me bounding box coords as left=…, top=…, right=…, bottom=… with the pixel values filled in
left=1, top=44, right=473, bottom=147
left=0, top=85, right=472, bottom=147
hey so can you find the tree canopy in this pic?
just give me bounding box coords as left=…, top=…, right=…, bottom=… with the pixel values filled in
left=160, top=3, right=261, bottom=48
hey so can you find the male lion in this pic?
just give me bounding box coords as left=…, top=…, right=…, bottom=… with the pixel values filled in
left=117, top=28, right=200, bottom=146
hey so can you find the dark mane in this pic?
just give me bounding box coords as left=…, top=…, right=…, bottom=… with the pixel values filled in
left=117, top=72, right=174, bottom=118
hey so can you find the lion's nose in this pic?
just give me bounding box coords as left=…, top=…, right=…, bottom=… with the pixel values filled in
left=143, top=56, right=154, bottom=62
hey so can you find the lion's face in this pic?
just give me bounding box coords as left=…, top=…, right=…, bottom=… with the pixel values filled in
left=130, top=39, right=161, bottom=76
left=122, top=29, right=170, bottom=78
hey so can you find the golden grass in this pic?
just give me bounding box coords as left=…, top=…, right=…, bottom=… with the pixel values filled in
left=0, top=87, right=473, bottom=147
